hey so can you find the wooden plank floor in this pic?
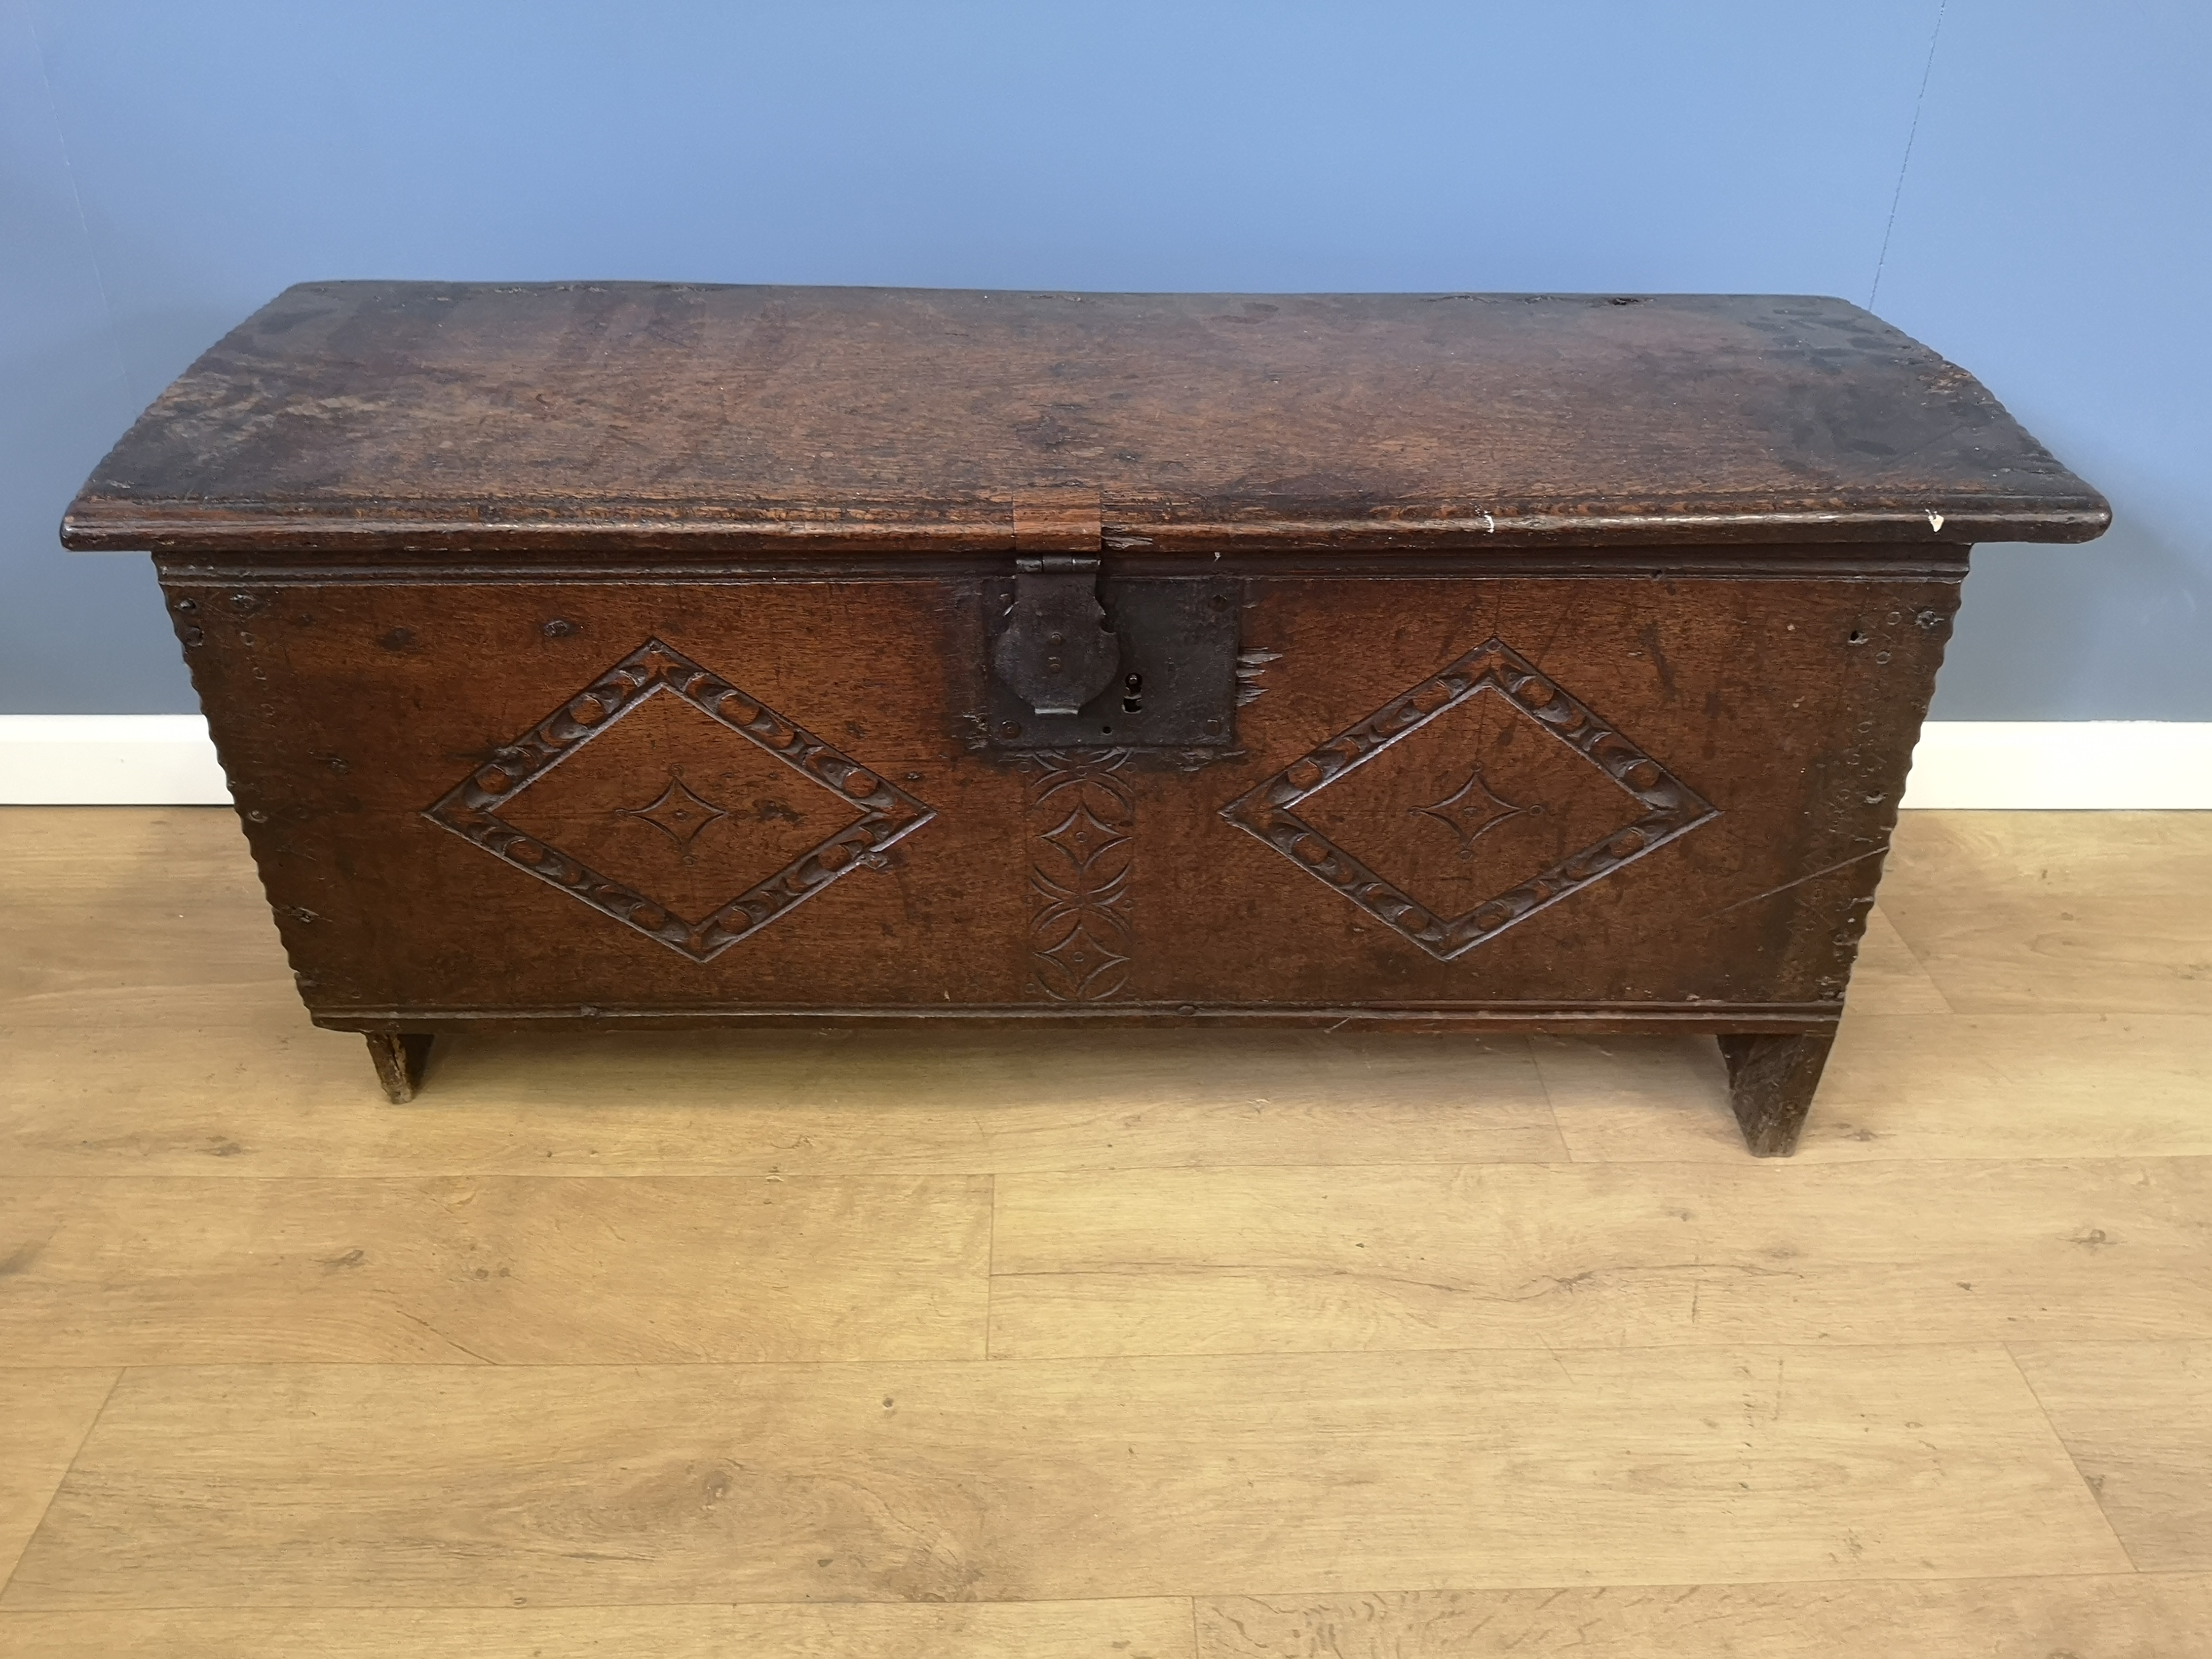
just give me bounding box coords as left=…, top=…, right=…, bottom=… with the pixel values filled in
left=2, top=808, right=2209, bottom=1657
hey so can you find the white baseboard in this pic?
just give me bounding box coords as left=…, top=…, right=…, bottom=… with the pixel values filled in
left=1895, top=722, right=2212, bottom=809
left=1, top=716, right=2208, bottom=809
left=1, top=716, right=232, bottom=805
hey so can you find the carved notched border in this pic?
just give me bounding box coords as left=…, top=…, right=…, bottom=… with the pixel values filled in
left=424, top=638, right=933, bottom=962
left=1221, top=637, right=1717, bottom=960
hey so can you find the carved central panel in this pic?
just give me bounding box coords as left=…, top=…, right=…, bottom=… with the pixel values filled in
left=1027, top=749, right=1135, bottom=1001
left=1221, top=637, right=1717, bottom=960
left=425, top=638, right=932, bottom=962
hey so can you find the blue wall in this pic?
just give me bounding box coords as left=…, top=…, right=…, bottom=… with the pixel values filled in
left=5, top=0, right=2205, bottom=718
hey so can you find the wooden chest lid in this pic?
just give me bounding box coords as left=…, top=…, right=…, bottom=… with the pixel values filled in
left=62, top=281, right=2108, bottom=557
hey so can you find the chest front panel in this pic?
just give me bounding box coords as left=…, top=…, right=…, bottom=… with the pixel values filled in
left=167, top=567, right=1953, bottom=1024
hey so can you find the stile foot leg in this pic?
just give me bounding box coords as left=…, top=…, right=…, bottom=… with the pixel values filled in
left=1717, top=1030, right=1835, bottom=1157
left=365, top=1033, right=435, bottom=1104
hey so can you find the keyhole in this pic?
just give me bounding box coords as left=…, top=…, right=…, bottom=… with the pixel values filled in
left=1121, top=672, right=1144, bottom=714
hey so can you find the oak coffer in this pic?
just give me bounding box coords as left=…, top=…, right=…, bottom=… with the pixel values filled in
left=63, top=283, right=2108, bottom=1153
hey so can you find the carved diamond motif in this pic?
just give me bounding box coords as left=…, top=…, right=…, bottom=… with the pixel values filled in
left=1221, top=637, right=1717, bottom=960
left=425, top=638, right=934, bottom=962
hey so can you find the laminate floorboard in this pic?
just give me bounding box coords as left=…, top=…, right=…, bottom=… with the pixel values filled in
left=0, top=1350, right=2126, bottom=1609
left=1878, top=813, right=2212, bottom=1016
left=1195, top=1574, right=2212, bottom=1658
left=2011, top=1341, right=2212, bottom=1572
left=0, top=1600, right=1197, bottom=1659
left=0, top=1372, right=116, bottom=1586
left=0, top=1176, right=990, bottom=1365
left=0, top=1020, right=1562, bottom=1177
left=989, top=1158, right=2212, bottom=1357
left=1835, top=904, right=1952, bottom=1016
left=0, top=809, right=292, bottom=1024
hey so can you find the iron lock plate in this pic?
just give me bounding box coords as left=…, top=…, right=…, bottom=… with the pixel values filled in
left=982, top=561, right=1244, bottom=751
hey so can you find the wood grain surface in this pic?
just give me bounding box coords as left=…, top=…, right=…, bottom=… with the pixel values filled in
left=0, top=1348, right=2126, bottom=1609
left=62, top=285, right=2106, bottom=555
left=0, top=1601, right=1196, bottom=1659
left=1837, top=906, right=1952, bottom=1014
left=0, top=1373, right=116, bottom=1587
left=2012, top=1342, right=2212, bottom=1571
left=0, top=808, right=292, bottom=1029
left=0, top=1175, right=990, bottom=1364
left=1195, top=1576, right=2212, bottom=1658
left=988, top=1158, right=2212, bottom=1357
left=0, top=1019, right=1563, bottom=1178
left=1877, top=813, right=2212, bottom=1015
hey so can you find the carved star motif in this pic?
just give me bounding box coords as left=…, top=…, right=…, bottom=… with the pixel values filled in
left=621, top=774, right=728, bottom=846
left=1040, top=803, right=1129, bottom=873
left=1034, top=915, right=1133, bottom=1002
left=1410, top=765, right=1533, bottom=855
